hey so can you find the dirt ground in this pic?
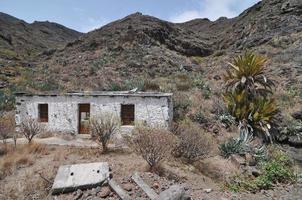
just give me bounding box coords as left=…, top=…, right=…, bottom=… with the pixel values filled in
left=0, top=143, right=301, bottom=200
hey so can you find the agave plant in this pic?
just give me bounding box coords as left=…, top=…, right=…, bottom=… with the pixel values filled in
left=224, top=90, right=278, bottom=142
left=224, top=52, right=274, bottom=97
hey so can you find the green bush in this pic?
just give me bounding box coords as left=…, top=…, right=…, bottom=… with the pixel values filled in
left=192, top=108, right=207, bottom=124
left=225, top=148, right=296, bottom=192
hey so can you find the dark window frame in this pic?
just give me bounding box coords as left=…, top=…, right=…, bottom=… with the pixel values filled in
left=38, top=104, right=48, bottom=122
left=121, top=104, right=135, bottom=126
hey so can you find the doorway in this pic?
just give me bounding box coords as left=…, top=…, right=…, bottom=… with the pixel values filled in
left=78, top=104, right=90, bottom=134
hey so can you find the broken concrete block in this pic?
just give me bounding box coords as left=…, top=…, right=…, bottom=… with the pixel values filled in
left=52, top=162, right=110, bottom=195
left=158, top=185, right=189, bottom=200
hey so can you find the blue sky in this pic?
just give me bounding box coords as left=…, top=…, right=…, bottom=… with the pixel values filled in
left=0, top=0, right=260, bottom=33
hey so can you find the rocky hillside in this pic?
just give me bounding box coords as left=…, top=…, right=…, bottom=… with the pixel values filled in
left=0, top=0, right=301, bottom=107
left=0, top=12, right=82, bottom=61
left=32, top=0, right=301, bottom=91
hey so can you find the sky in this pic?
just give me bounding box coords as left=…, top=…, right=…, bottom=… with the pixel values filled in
left=0, top=0, right=261, bottom=33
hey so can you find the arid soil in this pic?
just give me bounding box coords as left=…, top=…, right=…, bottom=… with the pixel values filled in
left=0, top=143, right=301, bottom=200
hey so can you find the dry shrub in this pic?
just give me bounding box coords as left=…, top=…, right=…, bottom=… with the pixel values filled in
left=0, top=112, right=15, bottom=144
left=20, top=117, right=44, bottom=143
left=130, top=126, right=175, bottom=170
left=173, top=120, right=214, bottom=163
left=90, top=113, right=120, bottom=153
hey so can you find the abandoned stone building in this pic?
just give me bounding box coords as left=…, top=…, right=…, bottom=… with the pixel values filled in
left=15, top=91, right=173, bottom=134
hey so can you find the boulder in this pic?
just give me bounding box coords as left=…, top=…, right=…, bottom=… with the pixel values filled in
left=230, top=154, right=246, bottom=168
left=158, top=185, right=189, bottom=200
left=245, top=153, right=256, bottom=166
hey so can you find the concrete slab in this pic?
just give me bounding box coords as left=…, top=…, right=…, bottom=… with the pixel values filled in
left=51, top=162, right=110, bottom=194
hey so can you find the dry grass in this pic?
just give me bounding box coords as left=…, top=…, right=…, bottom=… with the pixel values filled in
left=0, top=143, right=47, bottom=180
left=36, top=131, right=54, bottom=139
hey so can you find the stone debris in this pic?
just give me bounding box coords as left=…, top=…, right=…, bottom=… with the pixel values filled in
left=203, top=188, right=212, bottom=193
left=158, top=185, right=189, bottom=200
left=51, top=162, right=110, bottom=195
left=99, top=186, right=111, bottom=198
left=108, top=179, right=131, bottom=200
left=131, top=172, right=159, bottom=200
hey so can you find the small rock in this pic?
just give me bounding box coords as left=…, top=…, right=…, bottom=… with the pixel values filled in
left=292, top=110, right=302, bottom=120
left=122, top=183, right=133, bottom=191
left=204, top=188, right=212, bottom=193
left=230, top=154, right=246, bottom=168
left=99, top=186, right=111, bottom=198
left=95, top=186, right=101, bottom=193
left=251, top=167, right=261, bottom=177
left=245, top=153, right=256, bottom=166
left=153, top=182, right=160, bottom=189
left=74, top=189, right=83, bottom=200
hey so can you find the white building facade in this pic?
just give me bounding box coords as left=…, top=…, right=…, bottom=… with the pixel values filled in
left=15, top=91, right=173, bottom=134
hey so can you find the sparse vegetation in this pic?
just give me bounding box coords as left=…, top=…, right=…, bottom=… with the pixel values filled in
left=20, top=117, right=44, bottom=143
left=173, top=93, right=191, bottom=121
left=225, top=147, right=296, bottom=192
left=219, top=137, right=246, bottom=158
left=130, top=126, right=175, bottom=170
left=90, top=113, right=120, bottom=153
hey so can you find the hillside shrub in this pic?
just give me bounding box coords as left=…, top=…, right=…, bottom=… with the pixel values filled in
left=90, top=113, right=120, bottom=153
left=174, top=121, right=213, bottom=163
left=175, top=74, right=193, bottom=91
left=173, top=93, right=191, bottom=121
left=130, top=126, right=175, bottom=170
left=192, top=108, right=207, bottom=124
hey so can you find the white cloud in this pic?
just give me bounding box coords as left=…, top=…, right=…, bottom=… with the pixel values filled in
left=170, top=0, right=260, bottom=23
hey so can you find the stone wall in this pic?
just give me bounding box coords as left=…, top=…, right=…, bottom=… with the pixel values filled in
left=15, top=94, right=173, bottom=134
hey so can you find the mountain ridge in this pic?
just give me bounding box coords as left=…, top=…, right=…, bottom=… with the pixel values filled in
left=0, top=0, right=301, bottom=101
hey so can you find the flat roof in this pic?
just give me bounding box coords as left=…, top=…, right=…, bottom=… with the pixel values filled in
left=15, top=91, right=173, bottom=97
